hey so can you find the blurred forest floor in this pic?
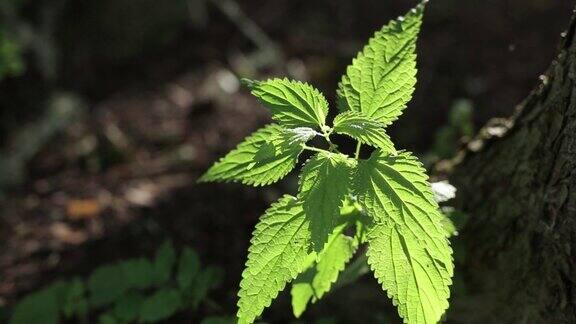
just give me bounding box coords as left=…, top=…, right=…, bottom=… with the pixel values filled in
left=0, top=0, right=574, bottom=322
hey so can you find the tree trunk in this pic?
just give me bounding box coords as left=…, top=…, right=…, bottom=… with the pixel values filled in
left=448, top=6, right=576, bottom=324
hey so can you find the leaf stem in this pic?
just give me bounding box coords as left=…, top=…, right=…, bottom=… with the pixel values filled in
left=321, top=127, right=339, bottom=153
left=355, top=142, right=362, bottom=159
left=324, top=135, right=338, bottom=152
left=301, top=144, right=330, bottom=154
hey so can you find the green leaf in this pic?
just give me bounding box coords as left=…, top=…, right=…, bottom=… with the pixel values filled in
left=113, top=291, right=145, bottom=322
left=189, top=266, right=223, bottom=308
left=337, top=2, right=424, bottom=125
left=153, top=240, right=176, bottom=285
left=9, top=280, right=70, bottom=324
left=237, top=195, right=312, bottom=324
left=177, top=247, right=201, bottom=290
left=9, top=288, right=59, bottom=324
left=245, top=78, right=329, bottom=128
left=333, top=111, right=396, bottom=153
left=88, top=265, right=128, bottom=307
left=289, top=263, right=315, bottom=318
left=62, top=278, right=88, bottom=319
left=440, top=207, right=468, bottom=238
left=354, top=150, right=453, bottom=324
left=333, top=252, right=370, bottom=289
left=199, top=124, right=315, bottom=186
left=439, top=212, right=458, bottom=238
left=119, top=257, right=155, bottom=290
left=298, top=152, right=354, bottom=251
left=139, top=289, right=182, bottom=322
left=367, top=223, right=451, bottom=324
left=291, top=224, right=357, bottom=318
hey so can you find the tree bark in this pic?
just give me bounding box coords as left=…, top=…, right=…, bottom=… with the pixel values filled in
left=448, top=6, right=576, bottom=324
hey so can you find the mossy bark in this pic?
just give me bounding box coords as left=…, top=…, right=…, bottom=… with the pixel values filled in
left=448, top=7, right=576, bottom=324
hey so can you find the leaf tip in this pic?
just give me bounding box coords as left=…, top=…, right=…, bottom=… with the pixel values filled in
left=197, top=173, right=210, bottom=184
left=414, top=0, right=428, bottom=13
left=240, top=78, right=258, bottom=90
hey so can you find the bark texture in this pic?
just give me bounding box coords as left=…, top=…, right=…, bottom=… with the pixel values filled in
left=448, top=7, right=576, bottom=324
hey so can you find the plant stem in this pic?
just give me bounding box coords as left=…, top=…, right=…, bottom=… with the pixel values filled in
left=321, top=127, right=339, bottom=153
left=355, top=142, right=362, bottom=159
left=302, top=144, right=330, bottom=154
left=324, top=135, right=338, bottom=152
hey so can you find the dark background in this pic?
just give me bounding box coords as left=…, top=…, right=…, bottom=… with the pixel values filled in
left=0, top=0, right=574, bottom=322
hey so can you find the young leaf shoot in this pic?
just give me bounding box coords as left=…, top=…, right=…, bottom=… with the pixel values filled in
left=200, top=1, right=453, bottom=323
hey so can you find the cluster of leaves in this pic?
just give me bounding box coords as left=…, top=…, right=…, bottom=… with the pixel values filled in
left=9, top=241, right=223, bottom=324
left=200, top=2, right=454, bottom=324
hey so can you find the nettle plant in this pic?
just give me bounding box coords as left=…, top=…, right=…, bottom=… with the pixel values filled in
left=9, top=242, right=222, bottom=324
left=200, top=2, right=453, bottom=324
